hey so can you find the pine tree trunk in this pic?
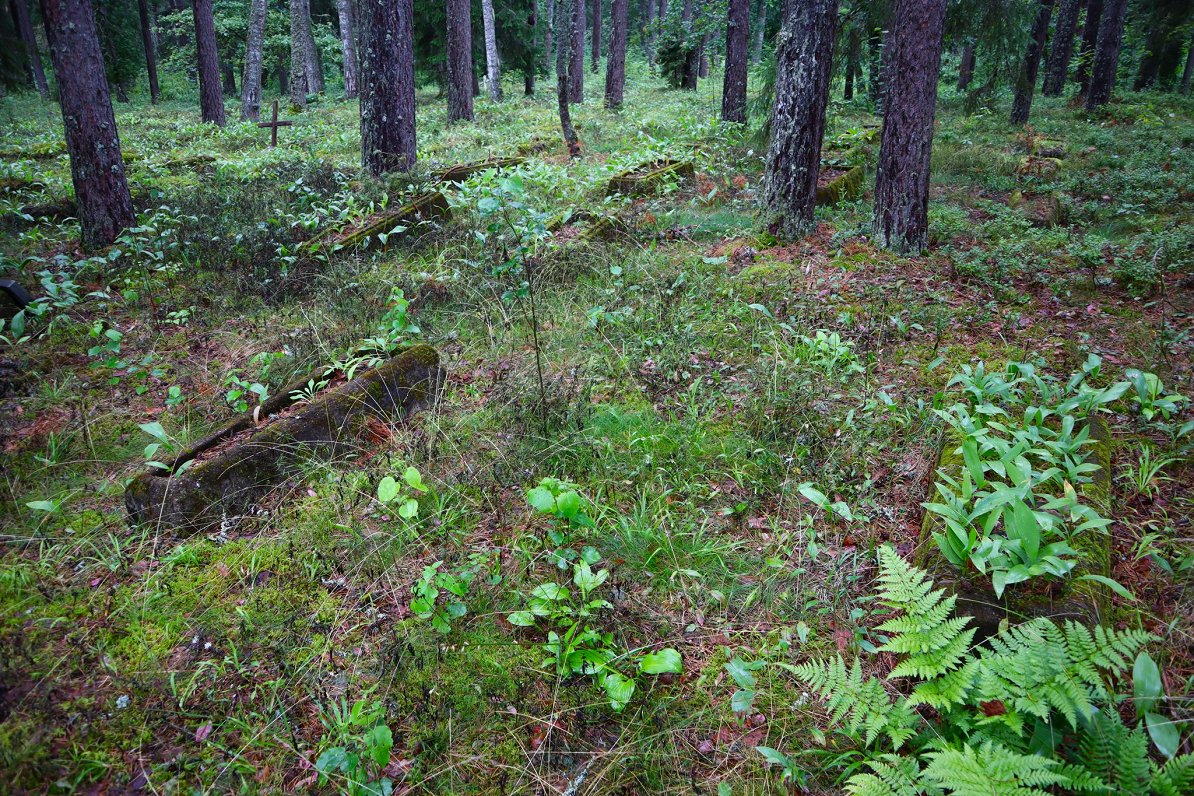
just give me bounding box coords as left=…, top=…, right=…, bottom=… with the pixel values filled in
left=957, top=41, right=975, bottom=90
left=290, top=0, right=310, bottom=107
left=545, top=0, right=555, bottom=70
left=721, top=0, right=748, bottom=121
left=1183, top=30, right=1194, bottom=93
left=1010, top=0, right=1054, bottom=125
left=278, top=60, right=288, bottom=93
left=481, top=0, right=501, bottom=100
left=866, top=26, right=881, bottom=104
left=1084, top=0, right=1126, bottom=109
left=569, top=0, right=584, bottom=101
left=446, top=0, right=472, bottom=117
left=750, top=0, right=764, bottom=64
left=525, top=1, right=536, bottom=94
left=872, top=0, right=946, bottom=253
left=1075, top=0, right=1102, bottom=93
left=336, top=0, right=358, bottom=97
left=844, top=24, right=859, bottom=100
left=762, top=0, right=837, bottom=238
left=557, top=0, right=581, bottom=154
left=38, top=0, right=135, bottom=249
left=241, top=0, right=267, bottom=119
left=591, top=0, right=601, bottom=71
left=360, top=0, right=416, bottom=174
left=303, top=0, right=323, bottom=93
left=136, top=0, right=160, bottom=102
left=604, top=0, right=627, bottom=107
left=221, top=60, right=237, bottom=95
left=681, top=0, right=697, bottom=89
left=192, top=0, right=226, bottom=124
left=646, top=0, right=656, bottom=66
left=1042, top=0, right=1081, bottom=96
left=698, top=31, right=710, bottom=77
left=13, top=0, right=48, bottom=97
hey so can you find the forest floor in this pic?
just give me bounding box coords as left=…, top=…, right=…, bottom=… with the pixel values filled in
left=2, top=70, right=1193, bottom=794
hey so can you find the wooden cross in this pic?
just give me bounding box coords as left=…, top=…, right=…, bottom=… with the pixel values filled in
left=257, top=100, right=292, bottom=148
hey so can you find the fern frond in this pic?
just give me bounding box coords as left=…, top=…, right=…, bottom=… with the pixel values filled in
left=845, top=754, right=925, bottom=796
left=1070, top=709, right=1148, bottom=794
left=910, top=660, right=979, bottom=710
left=923, top=741, right=1074, bottom=795
left=1151, top=753, right=1194, bottom=796
left=783, top=656, right=919, bottom=749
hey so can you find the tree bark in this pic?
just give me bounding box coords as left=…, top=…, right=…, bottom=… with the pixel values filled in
left=698, top=30, right=710, bottom=77
left=38, top=0, right=135, bottom=249
left=763, top=0, right=837, bottom=238
left=360, top=0, right=416, bottom=174
left=591, top=0, right=601, bottom=71
left=481, top=0, right=501, bottom=100
left=872, top=0, right=946, bottom=253
left=221, top=60, right=237, bottom=95
left=1084, top=0, right=1126, bottom=109
left=192, top=0, right=226, bottom=125
left=866, top=26, right=881, bottom=104
left=569, top=0, right=584, bottom=101
left=722, top=0, right=748, bottom=121
left=525, top=0, right=536, bottom=94
left=1042, top=0, right=1081, bottom=96
left=1075, top=0, right=1102, bottom=93
left=844, top=24, right=860, bottom=100
left=1183, top=30, right=1194, bottom=93
left=12, top=0, right=48, bottom=97
left=750, top=0, right=764, bottom=64
left=446, top=0, right=472, bottom=118
left=681, top=0, right=697, bottom=89
left=557, top=0, right=581, bottom=154
left=604, top=0, right=627, bottom=107
left=136, top=0, right=160, bottom=103
left=1010, top=0, right=1054, bottom=125
left=545, top=0, right=555, bottom=70
left=278, top=60, right=288, bottom=93
left=336, top=0, right=358, bottom=97
left=241, top=0, right=267, bottom=119
left=304, top=0, right=323, bottom=93
left=957, top=41, right=975, bottom=90
left=290, top=0, right=310, bottom=107
left=646, top=0, right=656, bottom=67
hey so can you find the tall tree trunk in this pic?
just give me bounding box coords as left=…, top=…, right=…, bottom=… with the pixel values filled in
left=241, top=0, right=267, bottom=119
left=591, top=0, right=601, bottom=71
left=192, top=0, right=226, bottom=124
left=446, top=0, right=472, bottom=116
left=844, top=24, right=860, bottom=100
left=12, top=0, right=48, bottom=97
left=336, top=0, right=358, bottom=97
left=872, top=0, right=947, bottom=253
left=38, top=0, right=135, bottom=249
left=221, top=60, right=237, bottom=95
left=304, top=0, right=323, bottom=93
left=360, top=0, right=416, bottom=173
left=722, top=0, right=748, bottom=121
left=525, top=1, right=536, bottom=94
left=763, top=0, right=837, bottom=238
left=957, top=41, right=975, bottom=90
left=545, top=0, right=555, bottom=70
left=1042, top=0, right=1081, bottom=96
left=289, top=0, right=310, bottom=107
left=137, top=0, right=160, bottom=102
left=1084, top=0, right=1126, bottom=109
left=481, top=0, right=501, bottom=100
left=646, top=0, right=656, bottom=66
left=1010, top=0, right=1054, bottom=125
left=866, top=26, right=881, bottom=104
left=278, top=59, right=288, bottom=93
left=604, top=0, right=627, bottom=107
left=681, top=0, right=697, bottom=89
left=1183, top=30, right=1194, bottom=93
left=1075, top=0, right=1102, bottom=93
left=557, top=0, right=580, bottom=154
left=750, top=0, right=764, bottom=64
left=698, top=31, right=710, bottom=77
left=569, top=0, right=584, bottom=101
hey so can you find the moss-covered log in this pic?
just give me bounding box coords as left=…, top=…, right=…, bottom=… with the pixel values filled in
left=125, top=345, right=442, bottom=534
left=434, top=156, right=526, bottom=184
left=304, top=191, right=450, bottom=255
left=606, top=159, right=695, bottom=197
left=915, top=415, right=1112, bottom=638
left=815, top=165, right=864, bottom=206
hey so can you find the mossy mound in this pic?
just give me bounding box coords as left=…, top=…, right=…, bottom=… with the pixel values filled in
left=815, top=164, right=865, bottom=206
left=607, top=159, right=695, bottom=197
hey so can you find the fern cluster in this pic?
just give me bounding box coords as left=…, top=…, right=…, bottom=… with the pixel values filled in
left=782, top=546, right=1185, bottom=796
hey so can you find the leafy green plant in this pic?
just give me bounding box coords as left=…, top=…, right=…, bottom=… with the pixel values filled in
left=376, top=466, right=428, bottom=520
left=409, top=560, right=476, bottom=634
left=1126, top=369, right=1188, bottom=423
left=526, top=477, right=596, bottom=569
left=764, top=546, right=1184, bottom=796
left=315, top=697, right=394, bottom=796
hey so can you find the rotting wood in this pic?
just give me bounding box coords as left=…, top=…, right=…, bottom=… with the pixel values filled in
left=125, top=345, right=442, bottom=534
left=606, top=159, right=694, bottom=197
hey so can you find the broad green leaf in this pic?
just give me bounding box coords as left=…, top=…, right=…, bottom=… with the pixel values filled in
left=402, top=466, right=427, bottom=492
left=398, top=498, right=419, bottom=519
left=725, top=657, right=758, bottom=689
left=640, top=648, right=682, bottom=675
left=1133, top=652, right=1163, bottom=716
left=526, top=487, right=555, bottom=513
left=1146, top=711, right=1180, bottom=759
left=603, top=671, right=635, bottom=712
left=139, top=421, right=169, bottom=443
left=377, top=476, right=398, bottom=504
left=731, top=688, right=755, bottom=715
left=531, top=582, right=568, bottom=601
left=26, top=500, right=57, bottom=513
left=507, top=611, right=536, bottom=626
left=1079, top=574, right=1136, bottom=602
